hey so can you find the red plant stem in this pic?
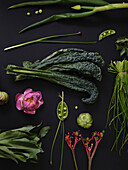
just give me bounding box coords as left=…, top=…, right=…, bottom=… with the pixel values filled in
left=88, top=157, right=92, bottom=170
left=91, top=143, right=98, bottom=159
left=71, top=149, right=78, bottom=170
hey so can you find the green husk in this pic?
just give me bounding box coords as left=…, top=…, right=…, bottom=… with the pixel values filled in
left=107, top=59, right=128, bottom=152
left=0, top=123, right=50, bottom=163
left=9, top=0, right=109, bottom=9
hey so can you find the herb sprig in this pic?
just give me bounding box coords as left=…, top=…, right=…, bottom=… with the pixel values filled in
left=107, top=59, right=128, bottom=152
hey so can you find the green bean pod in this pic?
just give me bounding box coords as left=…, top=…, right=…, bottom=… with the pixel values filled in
left=9, top=0, right=109, bottom=9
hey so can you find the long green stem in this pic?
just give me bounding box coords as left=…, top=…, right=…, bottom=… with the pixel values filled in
left=40, top=40, right=96, bottom=44
left=59, top=121, right=64, bottom=170
left=50, top=120, right=61, bottom=165
left=4, top=32, right=81, bottom=51
left=19, top=3, right=128, bottom=33
left=72, top=149, right=78, bottom=170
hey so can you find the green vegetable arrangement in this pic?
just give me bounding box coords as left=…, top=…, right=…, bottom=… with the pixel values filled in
left=6, top=48, right=105, bottom=104
left=9, top=0, right=109, bottom=9
left=107, top=59, right=128, bottom=151
left=0, top=123, right=50, bottom=163
left=16, top=2, right=128, bottom=33
left=116, top=35, right=128, bottom=56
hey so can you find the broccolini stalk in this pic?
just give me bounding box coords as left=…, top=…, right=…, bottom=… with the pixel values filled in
left=8, top=0, right=109, bottom=9
left=19, top=3, right=128, bottom=33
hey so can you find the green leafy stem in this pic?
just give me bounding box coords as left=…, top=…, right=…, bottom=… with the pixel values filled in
left=16, top=3, right=128, bottom=33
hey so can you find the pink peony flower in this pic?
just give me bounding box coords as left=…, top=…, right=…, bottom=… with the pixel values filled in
left=15, top=88, right=44, bottom=114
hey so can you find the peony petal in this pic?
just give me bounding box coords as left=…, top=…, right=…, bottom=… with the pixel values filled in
left=16, top=99, right=24, bottom=110
left=24, top=109, right=36, bottom=114
left=35, top=99, right=44, bottom=109
left=33, top=91, right=42, bottom=100
left=24, top=93, right=33, bottom=100
left=33, top=95, right=39, bottom=104
left=24, top=88, right=33, bottom=95
left=15, top=93, right=23, bottom=102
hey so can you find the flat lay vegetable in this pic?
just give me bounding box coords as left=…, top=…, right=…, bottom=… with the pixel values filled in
left=6, top=48, right=105, bottom=104
left=77, top=113, right=93, bottom=129
left=9, top=0, right=109, bottom=9
left=65, top=130, right=81, bottom=170
left=50, top=91, right=68, bottom=170
left=15, top=88, right=44, bottom=115
left=18, top=3, right=128, bottom=33
left=4, top=32, right=95, bottom=51
left=98, top=29, right=116, bottom=41
left=81, top=131, right=104, bottom=170
left=0, top=123, right=50, bottom=163
left=116, top=35, right=128, bottom=56
left=0, top=91, right=9, bottom=105
left=107, top=59, right=128, bottom=151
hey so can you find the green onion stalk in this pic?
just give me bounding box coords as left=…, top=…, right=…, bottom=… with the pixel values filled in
left=4, top=32, right=96, bottom=51
left=17, top=3, right=128, bottom=33
left=8, top=0, right=109, bottom=9
left=107, top=59, right=128, bottom=152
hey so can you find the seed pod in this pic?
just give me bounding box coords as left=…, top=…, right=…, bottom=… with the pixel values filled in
left=0, top=91, right=9, bottom=105
left=98, top=29, right=116, bottom=41
left=77, top=113, right=93, bottom=128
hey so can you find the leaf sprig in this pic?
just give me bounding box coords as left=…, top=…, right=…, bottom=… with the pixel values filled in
left=0, top=123, right=50, bottom=163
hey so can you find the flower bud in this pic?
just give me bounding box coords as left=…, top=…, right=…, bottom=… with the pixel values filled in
left=0, top=91, right=9, bottom=105
left=71, top=5, right=81, bottom=10
left=77, top=113, right=93, bottom=129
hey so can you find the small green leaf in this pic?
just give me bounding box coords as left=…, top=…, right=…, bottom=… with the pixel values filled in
left=39, top=126, right=51, bottom=138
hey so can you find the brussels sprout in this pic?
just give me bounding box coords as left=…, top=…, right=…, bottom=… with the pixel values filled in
left=0, top=91, right=9, bottom=105
left=77, top=113, right=93, bottom=128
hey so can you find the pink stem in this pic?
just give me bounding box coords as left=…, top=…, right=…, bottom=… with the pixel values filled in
left=71, top=149, right=79, bottom=170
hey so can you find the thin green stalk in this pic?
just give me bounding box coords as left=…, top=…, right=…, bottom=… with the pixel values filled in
left=40, top=40, right=96, bottom=44
left=59, top=121, right=64, bottom=170
left=4, top=32, right=81, bottom=51
left=19, top=3, right=128, bottom=33
left=19, top=11, right=96, bottom=33
left=50, top=120, right=61, bottom=165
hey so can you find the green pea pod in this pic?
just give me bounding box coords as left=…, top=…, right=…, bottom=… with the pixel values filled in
left=9, top=0, right=109, bottom=9
left=57, top=101, right=68, bottom=121
left=98, top=29, right=116, bottom=41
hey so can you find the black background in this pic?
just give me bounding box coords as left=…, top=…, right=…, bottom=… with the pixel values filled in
left=0, top=0, right=128, bottom=170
